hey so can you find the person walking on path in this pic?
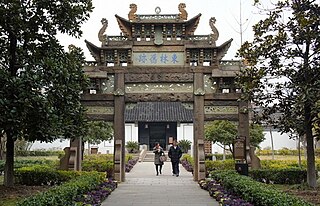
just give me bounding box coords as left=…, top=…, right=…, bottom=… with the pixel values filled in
left=168, top=139, right=182, bottom=177
left=153, top=142, right=164, bottom=176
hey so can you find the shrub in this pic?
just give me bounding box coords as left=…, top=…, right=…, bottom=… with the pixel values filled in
left=277, top=147, right=294, bottom=156
left=16, top=172, right=105, bottom=206
left=210, top=171, right=314, bottom=206
left=213, top=153, right=233, bottom=160
left=260, top=159, right=306, bottom=169
left=249, top=168, right=307, bottom=184
left=178, top=139, right=191, bottom=153
left=125, top=141, right=139, bottom=153
left=125, top=154, right=133, bottom=162
left=0, top=159, right=58, bottom=174
left=256, top=149, right=273, bottom=156
left=15, top=150, right=64, bottom=157
left=82, top=154, right=137, bottom=176
left=15, top=165, right=82, bottom=186
left=181, top=154, right=194, bottom=165
left=205, top=159, right=235, bottom=171
left=82, top=157, right=113, bottom=174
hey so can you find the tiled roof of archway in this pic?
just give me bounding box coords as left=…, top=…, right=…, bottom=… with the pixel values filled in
left=125, top=102, right=193, bottom=122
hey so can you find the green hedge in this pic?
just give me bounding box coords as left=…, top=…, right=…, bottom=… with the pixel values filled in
left=249, top=168, right=307, bottom=184
left=15, top=165, right=83, bottom=186
left=257, top=148, right=320, bottom=156
left=205, top=159, right=320, bottom=172
left=16, top=172, right=105, bottom=206
left=205, top=159, right=235, bottom=171
left=0, top=159, right=57, bottom=173
left=82, top=154, right=134, bottom=174
left=15, top=150, right=64, bottom=157
left=82, top=154, right=114, bottom=174
left=211, top=171, right=314, bottom=206
left=261, top=159, right=320, bottom=171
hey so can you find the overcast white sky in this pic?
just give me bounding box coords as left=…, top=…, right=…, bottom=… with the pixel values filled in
left=57, top=0, right=276, bottom=61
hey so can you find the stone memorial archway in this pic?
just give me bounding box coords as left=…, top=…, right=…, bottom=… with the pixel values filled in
left=81, top=3, right=250, bottom=182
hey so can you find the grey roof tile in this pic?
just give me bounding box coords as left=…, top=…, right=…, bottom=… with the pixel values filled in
left=125, top=102, right=193, bottom=122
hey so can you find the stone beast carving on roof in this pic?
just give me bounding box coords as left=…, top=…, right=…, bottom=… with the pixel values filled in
left=178, top=3, right=188, bottom=20
left=98, top=18, right=108, bottom=46
left=128, top=3, right=137, bottom=21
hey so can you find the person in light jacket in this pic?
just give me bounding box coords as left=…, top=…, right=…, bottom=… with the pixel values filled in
left=153, top=142, right=164, bottom=176
left=168, top=139, right=182, bottom=177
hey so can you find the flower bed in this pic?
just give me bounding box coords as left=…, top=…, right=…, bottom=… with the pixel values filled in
left=75, top=179, right=117, bottom=206
left=198, top=179, right=253, bottom=206
left=15, top=165, right=82, bottom=186
left=125, top=157, right=138, bottom=172
left=181, top=159, right=193, bottom=172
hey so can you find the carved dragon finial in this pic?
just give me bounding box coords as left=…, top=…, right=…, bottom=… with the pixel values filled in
left=98, top=18, right=108, bottom=46
left=209, top=17, right=219, bottom=42
left=128, top=3, right=137, bottom=21
left=178, top=3, right=188, bottom=20
left=68, top=44, right=76, bottom=52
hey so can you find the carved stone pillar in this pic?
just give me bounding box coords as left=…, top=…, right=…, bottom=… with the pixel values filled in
left=238, top=101, right=251, bottom=165
left=113, top=68, right=125, bottom=182
left=193, top=71, right=206, bottom=181
left=70, top=138, right=82, bottom=171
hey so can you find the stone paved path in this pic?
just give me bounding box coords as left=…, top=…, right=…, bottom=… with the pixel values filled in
left=101, top=161, right=219, bottom=206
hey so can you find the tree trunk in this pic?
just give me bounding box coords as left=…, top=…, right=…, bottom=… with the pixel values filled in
left=4, top=132, right=15, bottom=186
left=269, top=128, right=274, bottom=160
left=298, top=134, right=302, bottom=168
left=305, top=103, right=317, bottom=188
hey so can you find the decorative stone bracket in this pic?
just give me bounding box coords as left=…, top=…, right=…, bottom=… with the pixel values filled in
left=194, top=88, right=205, bottom=96
left=113, top=88, right=125, bottom=96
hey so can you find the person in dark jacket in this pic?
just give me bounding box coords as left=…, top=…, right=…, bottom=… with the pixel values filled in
left=168, top=139, right=182, bottom=177
left=153, top=142, right=164, bottom=176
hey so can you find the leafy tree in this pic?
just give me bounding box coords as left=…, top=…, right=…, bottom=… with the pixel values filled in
left=205, top=120, right=265, bottom=155
left=14, top=138, right=33, bottom=152
left=83, top=121, right=113, bottom=145
left=238, top=0, right=320, bottom=187
left=0, top=0, right=93, bottom=186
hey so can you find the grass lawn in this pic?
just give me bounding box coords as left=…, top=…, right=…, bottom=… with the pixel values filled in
left=273, top=183, right=320, bottom=205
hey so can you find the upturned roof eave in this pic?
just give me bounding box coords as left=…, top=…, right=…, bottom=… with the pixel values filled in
left=115, top=13, right=202, bottom=36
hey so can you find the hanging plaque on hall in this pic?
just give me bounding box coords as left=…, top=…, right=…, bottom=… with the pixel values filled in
left=133, top=52, right=184, bottom=66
